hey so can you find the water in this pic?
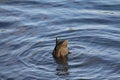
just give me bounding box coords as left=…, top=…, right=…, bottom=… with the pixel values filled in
left=0, top=0, right=120, bottom=80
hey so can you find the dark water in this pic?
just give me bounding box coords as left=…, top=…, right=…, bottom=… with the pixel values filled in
left=0, top=0, right=120, bottom=80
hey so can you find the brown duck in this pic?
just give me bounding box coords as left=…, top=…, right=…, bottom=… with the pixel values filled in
left=52, top=37, right=70, bottom=65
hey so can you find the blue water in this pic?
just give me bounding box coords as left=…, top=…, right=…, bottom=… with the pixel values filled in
left=0, top=0, right=120, bottom=80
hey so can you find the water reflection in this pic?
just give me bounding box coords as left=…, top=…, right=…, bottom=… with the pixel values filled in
left=54, top=56, right=69, bottom=76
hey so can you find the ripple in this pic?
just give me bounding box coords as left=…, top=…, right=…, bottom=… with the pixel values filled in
left=0, top=21, right=15, bottom=28
left=94, top=4, right=120, bottom=11
left=0, top=0, right=120, bottom=80
left=0, top=29, right=16, bottom=33
left=51, top=18, right=117, bottom=25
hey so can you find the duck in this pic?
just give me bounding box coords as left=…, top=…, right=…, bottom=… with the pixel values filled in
left=52, top=37, right=70, bottom=65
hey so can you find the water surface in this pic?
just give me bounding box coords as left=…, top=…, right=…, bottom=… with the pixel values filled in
left=0, top=0, right=120, bottom=80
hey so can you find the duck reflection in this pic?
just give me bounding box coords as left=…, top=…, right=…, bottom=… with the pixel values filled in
left=55, top=56, right=69, bottom=76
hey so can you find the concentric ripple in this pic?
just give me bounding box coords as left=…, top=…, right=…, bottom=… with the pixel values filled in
left=0, top=0, right=120, bottom=80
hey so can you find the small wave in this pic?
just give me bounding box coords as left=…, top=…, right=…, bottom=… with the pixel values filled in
left=93, top=4, right=120, bottom=11
left=50, top=18, right=116, bottom=25
left=0, top=0, right=120, bottom=80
